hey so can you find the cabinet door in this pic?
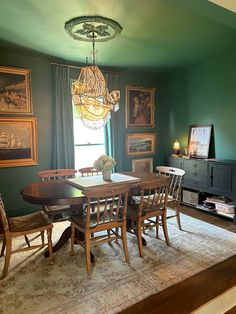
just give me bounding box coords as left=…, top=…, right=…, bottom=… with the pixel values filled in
left=169, top=157, right=183, bottom=169
left=233, top=166, right=236, bottom=200
left=208, top=163, right=233, bottom=196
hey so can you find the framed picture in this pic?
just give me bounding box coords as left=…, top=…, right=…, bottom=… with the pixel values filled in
left=132, top=158, right=153, bottom=172
left=126, top=133, right=156, bottom=156
left=0, top=117, right=38, bottom=167
left=0, top=66, right=33, bottom=114
left=188, top=124, right=212, bottom=158
left=125, top=85, right=155, bottom=128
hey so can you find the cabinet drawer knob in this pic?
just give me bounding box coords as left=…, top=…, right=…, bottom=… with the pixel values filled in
left=193, top=164, right=197, bottom=168
left=194, top=172, right=197, bottom=176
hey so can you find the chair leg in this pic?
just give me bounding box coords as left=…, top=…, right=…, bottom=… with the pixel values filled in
left=85, top=231, right=91, bottom=276
left=70, top=224, right=75, bottom=256
left=115, top=227, right=119, bottom=243
left=107, top=229, right=112, bottom=244
left=24, top=235, right=31, bottom=247
left=41, top=231, right=45, bottom=245
left=121, top=224, right=129, bottom=263
left=46, top=229, right=54, bottom=265
left=175, top=203, right=182, bottom=230
left=0, top=237, right=5, bottom=257
left=136, top=220, right=143, bottom=257
left=1, top=236, right=12, bottom=279
left=161, top=215, right=170, bottom=246
left=156, top=216, right=160, bottom=239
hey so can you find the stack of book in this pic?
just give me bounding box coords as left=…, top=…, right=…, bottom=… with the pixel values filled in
left=204, top=196, right=235, bottom=214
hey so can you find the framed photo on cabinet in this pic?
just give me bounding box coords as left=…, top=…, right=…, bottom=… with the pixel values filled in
left=188, top=124, right=212, bottom=158
left=125, top=85, right=155, bottom=128
left=126, top=133, right=156, bottom=156
left=0, top=66, right=33, bottom=114
left=0, top=117, right=38, bottom=167
left=132, top=158, right=153, bottom=172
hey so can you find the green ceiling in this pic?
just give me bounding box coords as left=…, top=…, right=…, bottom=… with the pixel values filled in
left=0, top=0, right=236, bottom=69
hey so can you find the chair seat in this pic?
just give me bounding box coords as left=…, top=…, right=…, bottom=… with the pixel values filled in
left=8, top=211, right=52, bottom=233
left=71, top=211, right=122, bottom=229
left=133, top=193, right=176, bottom=204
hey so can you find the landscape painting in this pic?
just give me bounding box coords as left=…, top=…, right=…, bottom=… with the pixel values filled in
left=126, top=133, right=156, bottom=156
left=0, top=66, right=32, bottom=114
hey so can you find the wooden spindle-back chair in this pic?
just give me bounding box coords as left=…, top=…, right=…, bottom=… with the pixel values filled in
left=156, top=166, right=185, bottom=230
left=70, top=184, right=129, bottom=276
left=0, top=195, right=53, bottom=279
left=126, top=175, right=171, bottom=257
left=37, top=169, right=77, bottom=222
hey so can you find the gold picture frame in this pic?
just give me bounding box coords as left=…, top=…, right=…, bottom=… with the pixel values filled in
left=125, top=85, right=155, bottom=128
left=0, top=117, right=38, bottom=167
left=132, top=158, right=153, bottom=172
left=0, top=66, right=33, bottom=114
left=126, top=133, right=156, bottom=156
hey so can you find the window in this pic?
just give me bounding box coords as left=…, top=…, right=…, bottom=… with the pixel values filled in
left=73, top=117, right=105, bottom=170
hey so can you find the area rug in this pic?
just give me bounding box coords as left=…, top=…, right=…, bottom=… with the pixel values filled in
left=0, top=212, right=236, bottom=314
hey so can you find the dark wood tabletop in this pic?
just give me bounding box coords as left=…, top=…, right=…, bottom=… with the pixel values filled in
left=20, top=172, right=168, bottom=206
left=20, top=180, right=85, bottom=206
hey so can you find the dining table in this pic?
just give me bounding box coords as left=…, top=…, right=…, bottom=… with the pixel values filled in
left=20, top=171, right=166, bottom=259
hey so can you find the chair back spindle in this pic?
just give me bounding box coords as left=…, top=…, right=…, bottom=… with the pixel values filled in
left=84, top=186, right=128, bottom=229
left=78, top=167, right=101, bottom=177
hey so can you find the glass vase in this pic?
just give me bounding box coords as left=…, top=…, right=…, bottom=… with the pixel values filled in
left=102, top=170, right=111, bottom=181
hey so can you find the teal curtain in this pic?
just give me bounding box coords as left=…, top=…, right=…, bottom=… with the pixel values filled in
left=104, top=72, right=123, bottom=172
left=52, top=64, right=75, bottom=169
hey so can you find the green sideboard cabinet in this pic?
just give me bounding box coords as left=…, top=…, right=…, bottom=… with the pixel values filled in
left=169, top=156, right=236, bottom=223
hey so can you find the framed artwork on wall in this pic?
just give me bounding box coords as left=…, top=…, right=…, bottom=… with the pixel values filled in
left=126, top=133, right=156, bottom=156
left=132, top=158, right=153, bottom=172
left=0, top=66, right=33, bottom=114
left=188, top=124, right=212, bottom=158
left=125, top=85, right=155, bottom=128
left=0, top=117, right=38, bottom=167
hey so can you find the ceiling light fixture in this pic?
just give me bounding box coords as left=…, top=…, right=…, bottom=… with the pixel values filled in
left=65, top=16, right=122, bottom=129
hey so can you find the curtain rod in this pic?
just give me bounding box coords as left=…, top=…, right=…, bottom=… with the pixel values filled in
left=50, top=61, right=122, bottom=75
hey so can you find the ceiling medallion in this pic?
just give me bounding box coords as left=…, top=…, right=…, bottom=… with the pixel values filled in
left=64, top=16, right=122, bottom=42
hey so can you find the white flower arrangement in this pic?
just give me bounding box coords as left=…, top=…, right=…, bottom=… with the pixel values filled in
left=94, top=155, right=116, bottom=172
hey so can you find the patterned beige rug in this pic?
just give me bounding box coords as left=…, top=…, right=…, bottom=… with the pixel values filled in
left=0, top=212, right=236, bottom=314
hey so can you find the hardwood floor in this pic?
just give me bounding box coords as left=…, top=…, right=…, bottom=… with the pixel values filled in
left=120, top=205, right=236, bottom=314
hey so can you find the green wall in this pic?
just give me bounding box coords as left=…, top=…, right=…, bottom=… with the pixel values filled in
left=165, top=53, right=236, bottom=160
left=113, top=68, right=168, bottom=171
left=0, top=48, right=53, bottom=212
left=0, top=47, right=165, bottom=212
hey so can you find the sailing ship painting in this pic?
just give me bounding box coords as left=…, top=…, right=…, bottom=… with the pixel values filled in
left=0, top=130, right=30, bottom=160
left=0, top=117, right=38, bottom=167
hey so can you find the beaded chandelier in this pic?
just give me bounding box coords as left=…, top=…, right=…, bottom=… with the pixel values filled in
left=65, top=16, right=122, bottom=129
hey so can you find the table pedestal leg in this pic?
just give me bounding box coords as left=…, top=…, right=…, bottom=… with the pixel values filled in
left=44, top=226, right=95, bottom=262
